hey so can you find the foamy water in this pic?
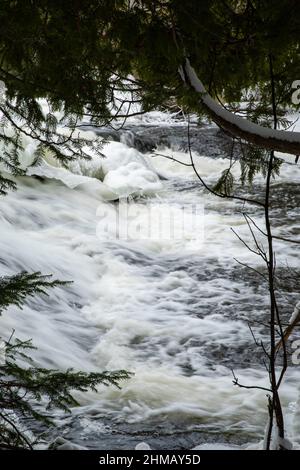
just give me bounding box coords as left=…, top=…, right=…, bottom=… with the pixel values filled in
left=0, top=117, right=299, bottom=449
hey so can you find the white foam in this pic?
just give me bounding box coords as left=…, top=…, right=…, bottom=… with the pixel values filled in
left=0, top=120, right=299, bottom=447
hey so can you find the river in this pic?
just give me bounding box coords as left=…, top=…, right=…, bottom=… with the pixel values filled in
left=0, top=110, right=299, bottom=450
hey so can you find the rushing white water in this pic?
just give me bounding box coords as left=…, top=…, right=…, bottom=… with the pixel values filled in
left=0, top=117, right=299, bottom=449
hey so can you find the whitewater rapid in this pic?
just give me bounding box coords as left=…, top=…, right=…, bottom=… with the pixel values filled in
left=0, top=114, right=299, bottom=449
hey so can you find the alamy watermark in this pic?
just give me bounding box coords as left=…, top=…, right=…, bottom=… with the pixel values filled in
left=96, top=200, right=205, bottom=242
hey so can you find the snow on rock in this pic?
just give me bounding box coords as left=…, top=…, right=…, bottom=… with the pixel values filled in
left=1, top=126, right=162, bottom=200
left=101, top=141, right=158, bottom=175
left=69, top=141, right=162, bottom=198
left=27, top=160, right=119, bottom=201
left=101, top=142, right=162, bottom=197
left=135, top=442, right=151, bottom=450
left=103, top=161, right=162, bottom=198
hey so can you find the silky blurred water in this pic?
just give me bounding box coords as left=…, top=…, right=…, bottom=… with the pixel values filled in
left=0, top=116, right=299, bottom=449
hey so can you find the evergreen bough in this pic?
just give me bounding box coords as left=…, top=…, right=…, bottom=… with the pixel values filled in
left=0, top=273, right=132, bottom=450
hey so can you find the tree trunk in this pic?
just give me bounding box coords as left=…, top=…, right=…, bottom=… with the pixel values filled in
left=181, top=60, right=300, bottom=158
